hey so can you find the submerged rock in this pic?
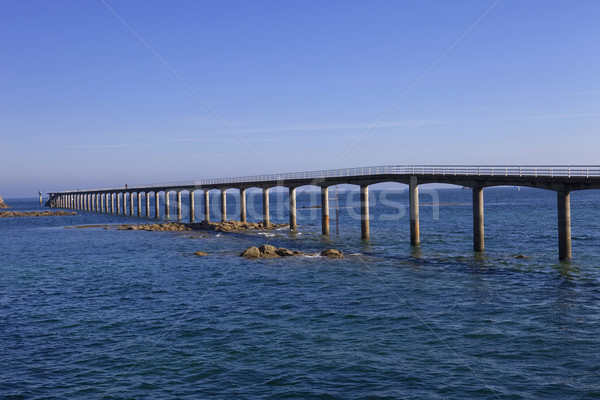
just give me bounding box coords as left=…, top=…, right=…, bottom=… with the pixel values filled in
left=194, top=251, right=208, bottom=256
left=320, top=248, right=344, bottom=259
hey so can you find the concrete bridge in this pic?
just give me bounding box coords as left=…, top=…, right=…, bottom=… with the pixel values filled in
left=47, top=165, right=600, bottom=260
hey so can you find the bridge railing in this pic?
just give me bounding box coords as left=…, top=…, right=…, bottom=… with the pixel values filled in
left=52, top=165, right=600, bottom=193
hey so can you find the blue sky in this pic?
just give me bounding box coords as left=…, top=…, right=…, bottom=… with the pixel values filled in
left=1, top=0, right=599, bottom=196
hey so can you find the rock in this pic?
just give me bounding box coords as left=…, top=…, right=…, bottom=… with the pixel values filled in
left=320, top=248, right=344, bottom=259
left=0, top=196, right=9, bottom=209
left=276, top=248, right=296, bottom=257
left=240, top=246, right=261, bottom=259
left=194, top=251, right=208, bottom=256
left=514, top=254, right=528, bottom=259
left=258, top=244, right=279, bottom=258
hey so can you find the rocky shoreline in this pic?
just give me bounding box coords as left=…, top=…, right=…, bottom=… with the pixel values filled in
left=0, top=210, right=77, bottom=218
left=117, top=220, right=288, bottom=232
left=0, top=196, right=9, bottom=209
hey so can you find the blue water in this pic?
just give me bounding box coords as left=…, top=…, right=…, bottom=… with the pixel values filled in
left=2, top=188, right=600, bottom=399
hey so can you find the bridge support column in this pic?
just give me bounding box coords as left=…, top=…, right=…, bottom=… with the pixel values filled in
left=204, top=190, right=210, bottom=222
left=145, top=192, right=150, bottom=218
left=111, top=193, right=115, bottom=213
left=361, top=185, right=370, bottom=240
left=263, top=188, right=270, bottom=227
left=473, top=186, right=484, bottom=253
left=221, top=189, right=227, bottom=222
left=137, top=192, right=142, bottom=216
left=95, top=194, right=99, bottom=212
left=165, top=191, right=170, bottom=219
left=240, top=189, right=246, bottom=222
left=321, top=186, right=330, bottom=235
left=154, top=191, right=160, bottom=218
left=289, top=187, right=297, bottom=231
left=176, top=191, right=182, bottom=220
left=558, top=190, right=572, bottom=260
left=129, top=193, right=134, bottom=216
left=117, top=193, right=121, bottom=214
left=189, top=191, right=195, bottom=222
left=410, top=177, right=420, bottom=246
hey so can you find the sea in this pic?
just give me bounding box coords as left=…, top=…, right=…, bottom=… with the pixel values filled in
left=1, top=187, right=600, bottom=399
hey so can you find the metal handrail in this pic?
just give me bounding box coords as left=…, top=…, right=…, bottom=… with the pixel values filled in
left=51, top=165, right=600, bottom=193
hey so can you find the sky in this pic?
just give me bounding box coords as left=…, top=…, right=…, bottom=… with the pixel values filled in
left=1, top=0, right=599, bottom=197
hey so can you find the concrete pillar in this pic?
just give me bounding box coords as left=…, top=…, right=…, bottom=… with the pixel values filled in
left=410, top=177, right=420, bottom=246
left=361, top=185, right=370, bottom=240
left=176, top=191, right=182, bottom=220
left=189, top=191, right=195, bottom=222
left=204, top=190, right=210, bottom=222
left=123, top=193, right=128, bottom=215
left=111, top=193, right=115, bottom=213
left=221, top=189, right=227, bottom=222
left=473, top=186, right=484, bottom=253
left=117, top=193, right=121, bottom=214
left=321, top=186, right=330, bottom=235
left=263, top=188, right=270, bottom=227
left=558, top=190, right=572, bottom=260
left=289, top=187, right=297, bottom=231
left=240, top=188, right=246, bottom=222
left=154, top=192, right=160, bottom=218
left=129, top=193, right=134, bottom=216
left=145, top=192, right=150, bottom=218
left=165, top=191, right=170, bottom=219
left=137, top=192, right=142, bottom=216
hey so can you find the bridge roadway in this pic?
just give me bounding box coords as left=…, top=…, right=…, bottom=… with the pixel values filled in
left=47, top=165, right=600, bottom=260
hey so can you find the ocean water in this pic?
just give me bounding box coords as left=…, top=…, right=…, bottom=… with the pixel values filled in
left=1, top=187, right=600, bottom=399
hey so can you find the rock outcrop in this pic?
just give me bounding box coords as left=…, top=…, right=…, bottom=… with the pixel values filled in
left=240, top=244, right=302, bottom=259
left=320, top=248, right=344, bottom=259
left=0, top=210, right=77, bottom=218
left=0, top=196, right=9, bottom=209
left=193, top=251, right=208, bottom=256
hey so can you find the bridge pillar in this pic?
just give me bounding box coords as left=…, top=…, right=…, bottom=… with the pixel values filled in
left=117, top=193, right=121, bottom=214
left=289, top=187, right=297, bottom=230
left=558, top=190, right=572, bottom=260
left=129, top=193, right=134, bottom=216
left=189, top=191, right=195, bottom=222
left=145, top=192, right=150, bottom=217
left=321, top=186, right=330, bottom=235
left=154, top=191, right=160, bottom=218
left=263, top=188, right=270, bottom=227
left=137, top=192, right=142, bottom=216
left=240, top=188, right=246, bottom=222
left=220, top=189, right=227, bottom=222
left=410, top=177, right=420, bottom=246
left=473, top=186, right=484, bottom=252
left=111, top=193, right=115, bottom=213
left=176, top=191, right=182, bottom=220
left=204, top=190, right=210, bottom=222
left=361, top=184, right=370, bottom=240
left=165, top=191, right=170, bottom=219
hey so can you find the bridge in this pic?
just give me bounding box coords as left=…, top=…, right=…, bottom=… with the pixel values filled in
left=46, top=165, right=600, bottom=260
